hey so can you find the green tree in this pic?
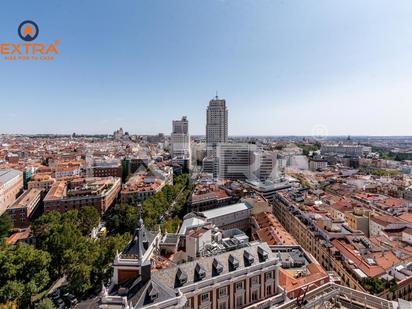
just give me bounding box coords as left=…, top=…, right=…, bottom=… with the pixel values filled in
left=362, top=277, right=385, bottom=294
left=0, top=214, right=13, bottom=242
left=36, top=298, right=55, bottom=309
left=28, top=208, right=133, bottom=299
left=33, top=211, right=85, bottom=277
left=93, top=234, right=130, bottom=284
left=0, top=281, right=24, bottom=305
left=66, top=263, right=93, bottom=294
left=32, top=211, right=62, bottom=246
left=162, top=216, right=181, bottom=233
left=61, top=210, right=80, bottom=227
left=106, top=204, right=137, bottom=235
left=78, top=206, right=100, bottom=236
left=0, top=243, right=51, bottom=306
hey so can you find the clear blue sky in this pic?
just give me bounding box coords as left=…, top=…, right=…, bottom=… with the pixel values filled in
left=1, top=0, right=412, bottom=136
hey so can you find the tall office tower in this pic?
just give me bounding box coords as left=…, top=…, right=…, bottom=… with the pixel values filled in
left=217, top=143, right=257, bottom=180
left=206, top=96, right=228, bottom=157
left=171, top=116, right=191, bottom=169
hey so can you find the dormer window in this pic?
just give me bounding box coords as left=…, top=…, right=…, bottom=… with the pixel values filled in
left=176, top=268, right=187, bottom=285
left=147, top=283, right=159, bottom=301
left=195, top=263, right=206, bottom=280
left=229, top=254, right=239, bottom=270
left=244, top=251, right=254, bottom=266
left=213, top=258, right=223, bottom=275
left=258, top=246, right=268, bottom=261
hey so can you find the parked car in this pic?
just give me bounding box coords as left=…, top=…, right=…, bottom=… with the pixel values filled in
left=49, top=289, right=60, bottom=300
left=54, top=298, right=66, bottom=309
left=63, top=293, right=78, bottom=308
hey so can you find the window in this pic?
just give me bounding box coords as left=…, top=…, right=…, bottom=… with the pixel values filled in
left=251, top=276, right=259, bottom=286
left=251, top=289, right=259, bottom=302
left=201, top=293, right=210, bottom=304
left=265, top=271, right=273, bottom=280
left=236, top=295, right=243, bottom=308
left=184, top=298, right=193, bottom=309
left=219, top=302, right=227, bottom=309
left=219, top=287, right=227, bottom=297
left=266, top=285, right=272, bottom=296
left=235, top=281, right=243, bottom=291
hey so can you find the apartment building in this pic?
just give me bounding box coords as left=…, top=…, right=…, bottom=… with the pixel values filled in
left=5, top=188, right=42, bottom=228
left=272, top=191, right=366, bottom=291
left=92, top=159, right=122, bottom=178
left=28, top=173, right=56, bottom=191
left=251, top=211, right=297, bottom=246
left=120, top=171, right=165, bottom=204
left=189, top=183, right=233, bottom=212
left=43, top=177, right=121, bottom=215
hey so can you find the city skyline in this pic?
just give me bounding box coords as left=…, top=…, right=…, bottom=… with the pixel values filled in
left=2, top=0, right=412, bottom=135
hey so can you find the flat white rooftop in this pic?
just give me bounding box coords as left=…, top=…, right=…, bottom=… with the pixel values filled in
left=200, top=202, right=251, bottom=219
left=0, top=169, right=22, bottom=185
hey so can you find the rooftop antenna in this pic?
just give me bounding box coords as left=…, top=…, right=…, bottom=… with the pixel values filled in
left=215, top=91, right=218, bottom=99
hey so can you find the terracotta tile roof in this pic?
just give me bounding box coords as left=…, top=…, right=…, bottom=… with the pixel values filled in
left=279, top=263, right=329, bottom=294
left=370, top=214, right=403, bottom=227
left=331, top=239, right=385, bottom=278
left=399, top=213, right=412, bottom=224
left=254, top=212, right=296, bottom=245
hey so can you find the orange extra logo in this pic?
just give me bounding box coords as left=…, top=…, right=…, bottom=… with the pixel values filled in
left=0, top=20, right=59, bottom=61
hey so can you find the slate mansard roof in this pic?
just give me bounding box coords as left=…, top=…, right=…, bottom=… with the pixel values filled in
left=151, top=241, right=276, bottom=290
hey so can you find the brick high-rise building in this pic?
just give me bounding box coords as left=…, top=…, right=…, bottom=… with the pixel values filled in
left=206, top=96, right=228, bottom=157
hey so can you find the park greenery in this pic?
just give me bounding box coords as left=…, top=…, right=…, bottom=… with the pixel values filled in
left=298, top=142, right=321, bottom=156
left=360, top=167, right=401, bottom=177
left=0, top=173, right=193, bottom=307
left=0, top=213, right=13, bottom=243
left=0, top=242, right=51, bottom=306
left=0, top=206, right=129, bottom=307
left=36, top=298, right=55, bottom=309
left=371, top=146, right=402, bottom=161
left=106, top=173, right=192, bottom=235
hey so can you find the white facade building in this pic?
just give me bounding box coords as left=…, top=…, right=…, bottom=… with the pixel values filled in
left=171, top=116, right=191, bottom=169
left=252, top=150, right=280, bottom=182
left=217, top=143, right=257, bottom=180
left=320, top=144, right=371, bottom=156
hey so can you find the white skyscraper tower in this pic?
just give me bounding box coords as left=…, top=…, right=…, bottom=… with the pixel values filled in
left=206, top=95, right=228, bottom=157
left=171, top=116, right=191, bottom=169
